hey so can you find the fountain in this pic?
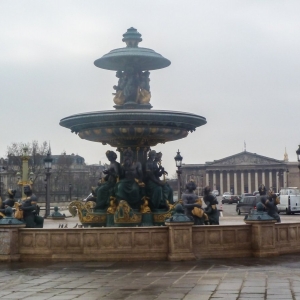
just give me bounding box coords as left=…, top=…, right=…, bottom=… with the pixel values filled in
left=60, top=27, right=207, bottom=227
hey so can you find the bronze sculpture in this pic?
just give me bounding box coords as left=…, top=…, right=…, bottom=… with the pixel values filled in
left=113, top=71, right=126, bottom=105
left=182, top=181, right=208, bottom=225
left=264, top=191, right=281, bottom=223
left=115, top=148, right=144, bottom=210
left=0, top=189, right=16, bottom=218
left=50, top=206, right=66, bottom=219
left=19, top=185, right=44, bottom=228
left=154, top=152, right=174, bottom=205
left=203, top=186, right=219, bottom=225
left=94, top=150, right=120, bottom=210
left=145, top=150, right=165, bottom=210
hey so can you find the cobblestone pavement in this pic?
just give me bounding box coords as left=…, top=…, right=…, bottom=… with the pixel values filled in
left=1, top=255, right=300, bottom=299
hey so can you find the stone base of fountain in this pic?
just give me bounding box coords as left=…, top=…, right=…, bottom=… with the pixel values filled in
left=68, top=200, right=176, bottom=227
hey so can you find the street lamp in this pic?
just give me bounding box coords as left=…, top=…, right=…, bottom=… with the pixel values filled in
left=69, top=183, right=72, bottom=201
left=174, top=150, right=183, bottom=200
left=296, top=145, right=300, bottom=169
left=43, top=149, right=53, bottom=218
left=296, top=145, right=300, bottom=187
left=0, top=159, right=6, bottom=200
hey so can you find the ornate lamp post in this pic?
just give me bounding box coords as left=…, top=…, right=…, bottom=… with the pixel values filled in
left=0, top=158, right=6, bottom=200
left=296, top=145, right=300, bottom=168
left=296, top=145, right=300, bottom=187
left=43, top=150, right=53, bottom=218
left=174, top=150, right=183, bottom=200
left=69, top=183, right=72, bottom=201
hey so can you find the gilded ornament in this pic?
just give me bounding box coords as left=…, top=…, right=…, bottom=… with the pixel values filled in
left=138, top=89, right=151, bottom=104
left=113, top=90, right=125, bottom=105
left=107, top=197, right=117, bottom=214
left=140, top=197, right=151, bottom=213
left=114, top=200, right=142, bottom=224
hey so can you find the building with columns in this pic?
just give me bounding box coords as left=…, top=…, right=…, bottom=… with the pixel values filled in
left=181, top=151, right=299, bottom=195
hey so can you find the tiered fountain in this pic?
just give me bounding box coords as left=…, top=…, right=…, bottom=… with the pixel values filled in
left=60, top=28, right=206, bottom=227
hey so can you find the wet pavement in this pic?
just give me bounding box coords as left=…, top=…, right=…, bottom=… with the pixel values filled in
left=1, top=255, right=300, bottom=299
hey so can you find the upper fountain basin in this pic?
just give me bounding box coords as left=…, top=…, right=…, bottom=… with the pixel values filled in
left=94, top=47, right=171, bottom=71
left=59, top=110, right=206, bottom=147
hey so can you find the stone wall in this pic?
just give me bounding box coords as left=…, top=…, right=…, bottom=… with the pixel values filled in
left=275, top=223, right=300, bottom=255
left=0, top=225, right=24, bottom=262
left=18, top=227, right=169, bottom=262
left=192, top=225, right=252, bottom=259
left=2, top=222, right=300, bottom=262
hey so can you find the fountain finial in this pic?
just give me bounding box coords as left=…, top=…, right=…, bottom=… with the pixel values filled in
left=122, top=27, right=142, bottom=47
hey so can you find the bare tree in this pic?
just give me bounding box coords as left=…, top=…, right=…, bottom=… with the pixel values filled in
left=6, top=141, right=48, bottom=184
left=53, top=153, right=73, bottom=181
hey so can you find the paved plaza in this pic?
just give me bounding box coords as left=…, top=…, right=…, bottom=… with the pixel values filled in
left=2, top=205, right=300, bottom=299
left=1, top=254, right=300, bottom=300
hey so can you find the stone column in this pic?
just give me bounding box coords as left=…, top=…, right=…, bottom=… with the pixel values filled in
left=165, top=222, right=196, bottom=261
left=276, top=172, right=279, bottom=192
left=213, top=172, right=216, bottom=190
left=248, top=171, right=251, bottom=193
left=234, top=172, right=237, bottom=195
left=244, top=220, right=278, bottom=257
left=262, top=171, right=265, bottom=185
left=284, top=170, right=287, bottom=188
left=241, top=172, right=244, bottom=194
left=227, top=172, right=230, bottom=192
left=220, top=172, right=223, bottom=195
left=269, top=171, right=272, bottom=190
left=255, top=172, right=258, bottom=191
left=206, top=173, right=209, bottom=186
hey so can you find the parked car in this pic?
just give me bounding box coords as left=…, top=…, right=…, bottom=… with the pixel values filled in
left=236, top=196, right=258, bottom=215
left=222, top=192, right=239, bottom=204
left=239, top=193, right=253, bottom=202
left=277, top=187, right=300, bottom=215
left=212, top=190, right=219, bottom=196
left=222, top=192, right=232, bottom=201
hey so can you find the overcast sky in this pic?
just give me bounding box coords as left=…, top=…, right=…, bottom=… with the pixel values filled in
left=1, top=1, right=299, bottom=176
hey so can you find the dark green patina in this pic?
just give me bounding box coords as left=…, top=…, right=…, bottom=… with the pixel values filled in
left=60, top=27, right=206, bottom=154
left=245, top=202, right=276, bottom=222
left=94, top=27, right=171, bottom=71
left=60, top=28, right=207, bottom=227
left=0, top=207, right=24, bottom=226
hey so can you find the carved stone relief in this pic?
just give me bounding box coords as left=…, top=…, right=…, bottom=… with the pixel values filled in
left=215, top=154, right=278, bottom=166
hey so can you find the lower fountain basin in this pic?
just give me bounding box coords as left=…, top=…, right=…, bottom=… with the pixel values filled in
left=59, top=109, right=206, bottom=147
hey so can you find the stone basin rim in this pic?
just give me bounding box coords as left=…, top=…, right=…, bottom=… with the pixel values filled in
left=60, top=109, right=206, bottom=119
left=94, top=47, right=171, bottom=71
left=60, top=109, right=207, bottom=133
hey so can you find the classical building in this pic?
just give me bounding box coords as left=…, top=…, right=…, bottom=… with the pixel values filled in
left=181, top=150, right=299, bottom=195
left=0, top=154, right=107, bottom=202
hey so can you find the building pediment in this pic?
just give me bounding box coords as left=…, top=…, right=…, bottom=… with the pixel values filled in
left=206, top=151, right=283, bottom=166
